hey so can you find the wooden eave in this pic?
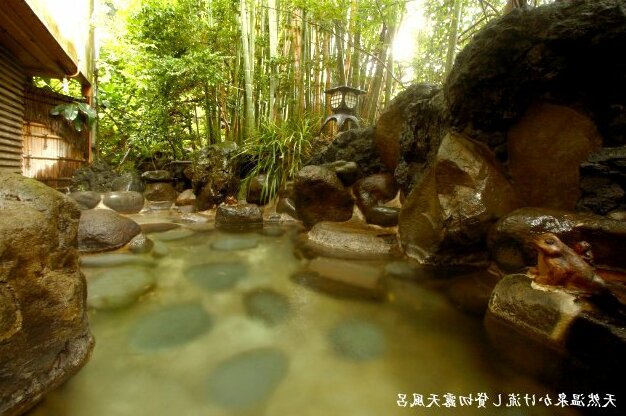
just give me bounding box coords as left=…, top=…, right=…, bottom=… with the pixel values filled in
left=0, top=0, right=82, bottom=83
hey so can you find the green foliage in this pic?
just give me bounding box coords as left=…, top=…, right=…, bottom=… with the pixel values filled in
left=237, top=116, right=319, bottom=202
left=50, top=102, right=97, bottom=132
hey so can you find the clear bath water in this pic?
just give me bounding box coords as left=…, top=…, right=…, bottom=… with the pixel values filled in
left=29, top=219, right=580, bottom=416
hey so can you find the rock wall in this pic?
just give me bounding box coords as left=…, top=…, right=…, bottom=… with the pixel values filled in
left=0, top=172, right=94, bottom=415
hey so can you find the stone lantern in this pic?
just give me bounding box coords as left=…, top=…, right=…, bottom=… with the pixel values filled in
left=321, top=85, right=366, bottom=131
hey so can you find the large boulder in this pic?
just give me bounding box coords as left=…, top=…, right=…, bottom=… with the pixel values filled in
left=577, top=146, right=626, bottom=215
left=485, top=274, right=626, bottom=392
left=68, top=191, right=101, bottom=210
left=294, top=165, right=354, bottom=227
left=307, top=127, right=386, bottom=178
left=507, top=103, right=603, bottom=210
left=374, top=83, right=440, bottom=172
left=0, top=172, right=93, bottom=415
left=488, top=207, right=626, bottom=273
left=446, top=0, right=626, bottom=147
left=399, top=132, right=520, bottom=266
left=215, top=203, right=263, bottom=231
left=78, top=209, right=142, bottom=253
left=111, top=171, right=145, bottom=193
left=143, top=182, right=179, bottom=202
left=188, top=142, right=240, bottom=210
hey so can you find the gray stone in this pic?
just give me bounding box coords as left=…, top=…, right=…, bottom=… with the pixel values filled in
left=0, top=172, right=93, bottom=416
left=207, top=348, right=288, bottom=409
left=185, top=262, right=248, bottom=291
left=215, top=203, right=263, bottom=231
left=130, top=303, right=213, bottom=352
left=68, top=191, right=101, bottom=210
left=102, top=191, right=145, bottom=214
left=243, top=288, right=292, bottom=326
left=328, top=318, right=386, bottom=361
left=87, top=267, right=155, bottom=310
left=78, top=209, right=141, bottom=253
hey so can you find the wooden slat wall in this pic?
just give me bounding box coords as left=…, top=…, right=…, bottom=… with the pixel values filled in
left=0, top=45, right=25, bottom=173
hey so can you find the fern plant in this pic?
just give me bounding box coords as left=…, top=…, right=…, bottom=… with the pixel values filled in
left=237, top=116, right=318, bottom=202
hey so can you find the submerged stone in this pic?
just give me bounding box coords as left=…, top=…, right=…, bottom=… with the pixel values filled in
left=151, top=241, right=171, bottom=258
left=140, top=222, right=180, bottom=234
left=80, top=253, right=156, bottom=268
left=211, top=235, right=259, bottom=251
left=328, top=318, right=386, bottom=361
left=185, top=262, right=248, bottom=291
left=151, top=228, right=195, bottom=241
left=243, top=289, right=291, bottom=325
left=88, top=267, right=155, bottom=310
left=207, top=348, right=288, bottom=409
left=130, top=303, right=212, bottom=352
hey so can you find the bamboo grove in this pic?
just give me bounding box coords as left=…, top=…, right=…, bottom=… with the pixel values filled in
left=95, top=0, right=552, bottom=164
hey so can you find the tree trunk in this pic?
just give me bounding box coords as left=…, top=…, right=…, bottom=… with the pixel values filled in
left=240, top=0, right=255, bottom=137
left=445, top=0, right=464, bottom=78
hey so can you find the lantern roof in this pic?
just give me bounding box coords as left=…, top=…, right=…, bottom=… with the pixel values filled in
left=324, top=85, right=367, bottom=95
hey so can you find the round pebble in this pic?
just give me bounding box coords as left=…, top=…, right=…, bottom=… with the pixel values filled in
left=211, top=235, right=259, bottom=251
left=243, top=289, right=291, bottom=325
left=130, top=303, right=212, bottom=352
left=88, top=267, right=155, bottom=310
left=207, top=348, right=288, bottom=409
left=185, top=262, right=248, bottom=291
left=328, top=318, right=386, bottom=361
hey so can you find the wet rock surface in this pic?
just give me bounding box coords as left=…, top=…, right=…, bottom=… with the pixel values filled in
left=353, top=173, right=399, bottom=227
left=78, top=209, right=142, bottom=253
left=246, top=173, right=270, bottom=205
left=175, top=189, right=196, bottom=207
left=488, top=207, right=626, bottom=272
left=215, top=203, right=263, bottom=231
left=0, top=172, right=93, bottom=416
left=127, top=233, right=154, bottom=254
left=111, top=171, right=145, bottom=193
left=68, top=191, right=101, bottom=210
left=399, top=132, right=520, bottom=266
left=102, top=191, right=145, bottom=214
left=294, top=165, right=354, bottom=227
left=293, top=257, right=386, bottom=301
left=485, top=274, right=626, bottom=391
left=320, top=160, right=361, bottom=187
left=298, top=221, right=398, bottom=260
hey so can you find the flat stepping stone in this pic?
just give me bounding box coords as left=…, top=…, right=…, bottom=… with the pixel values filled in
left=185, top=262, right=248, bottom=291
left=151, top=228, right=195, bottom=241
left=328, top=318, right=386, bottom=361
left=243, top=289, right=291, bottom=325
left=207, top=348, right=288, bottom=409
left=292, top=257, right=386, bottom=301
left=80, top=253, right=156, bottom=268
left=130, top=303, right=212, bottom=352
left=88, top=267, right=155, bottom=310
left=211, top=235, right=259, bottom=251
